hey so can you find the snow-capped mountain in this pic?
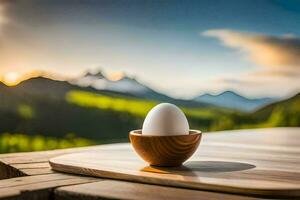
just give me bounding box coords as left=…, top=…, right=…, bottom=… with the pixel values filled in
left=75, top=70, right=275, bottom=110
left=93, top=76, right=149, bottom=95
left=75, top=70, right=173, bottom=101
left=193, top=91, right=274, bottom=111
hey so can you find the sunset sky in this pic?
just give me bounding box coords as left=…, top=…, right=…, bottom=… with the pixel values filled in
left=0, top=0, right=300, bottom=98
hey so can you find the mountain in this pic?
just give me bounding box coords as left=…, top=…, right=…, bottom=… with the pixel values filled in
left=193, top=91, right=274, bottom=112
left=74, top=70, right=174, bottom=102
left=6, top=76, right=140, bottom=100
left=73, top=70, right=212, bottom=107
left=10, top=77, right=77, bottom=99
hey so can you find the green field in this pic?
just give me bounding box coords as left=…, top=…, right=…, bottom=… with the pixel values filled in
left=66, top=90, right=228, bottom=119
left=66, top=90, right=157, bottom=117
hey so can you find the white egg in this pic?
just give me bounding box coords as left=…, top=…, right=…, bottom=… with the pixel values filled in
left=142, top=103, right=189, bottom=136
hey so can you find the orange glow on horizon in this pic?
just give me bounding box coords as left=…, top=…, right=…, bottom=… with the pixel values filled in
left=1, top=70, right=71, bottom=86
left=2, top=72, right=21, bottom=86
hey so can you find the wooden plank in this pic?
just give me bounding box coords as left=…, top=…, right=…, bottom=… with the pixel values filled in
left=0, top=173, right=98, bottom=200
left=0, top=161, right=25, bottom=179
left=5, top=144, right=300, bottom=177
left=0, top=144, right=128, bottom=178
left=49, top=128, right=300, bottom=198
left=11, top=162, right=50, bottom=169
left=0, top=162, right=55, bottom=178
left=18, top=168, right=54, bottom=176
left=49, top=152, right=300, bottom=197
left=0, top=144, right=127, bottom=165
left=55, top=180, right=264, bottom=200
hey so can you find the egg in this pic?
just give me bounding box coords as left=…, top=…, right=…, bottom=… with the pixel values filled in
left=142, top=103, right=189, bottom=136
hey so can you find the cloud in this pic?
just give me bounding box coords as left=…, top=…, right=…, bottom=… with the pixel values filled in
left=202, top=29, right=300, bottom=69
left=201, top=29, right=300, bottom=97
left=216, top=78, right=258, bottom=85
left=200, top=29, right=300, bottom=97
left=249, top=69, right=300, bottom=78
left=214, top=75, right=300, bottom=98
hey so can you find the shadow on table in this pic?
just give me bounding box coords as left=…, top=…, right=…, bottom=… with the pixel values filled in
left=183, top=161, right=256, bottom=172
left=141, top=161, right=255, bottom=175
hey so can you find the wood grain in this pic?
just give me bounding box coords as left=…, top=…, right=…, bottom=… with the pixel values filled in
left=130, top=129, right=201, bottom=166
left=0, top=144, right=126, bottom=177
left=50, top=128, right=300, bottom=198
left=0, top=173, right=98, bottom=200
left=55, top=180, right=263, bottom=200
left=0, top=161, right=25, bottom=179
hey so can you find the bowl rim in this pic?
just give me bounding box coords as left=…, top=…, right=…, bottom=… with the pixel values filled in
left=129, top=129, right=201, bottom=137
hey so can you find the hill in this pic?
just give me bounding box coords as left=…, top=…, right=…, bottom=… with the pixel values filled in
left=194, top=91, right=274, bottom=112
left=217, top=93, right=300, bottom=130
left=251, top=93, right=300, bottom=126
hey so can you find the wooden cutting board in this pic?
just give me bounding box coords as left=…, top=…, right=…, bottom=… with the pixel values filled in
left=49, top=128, right=300, bottom=197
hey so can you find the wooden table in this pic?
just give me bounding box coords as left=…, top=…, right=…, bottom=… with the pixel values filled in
left=0, top=127, right=299, bottom=200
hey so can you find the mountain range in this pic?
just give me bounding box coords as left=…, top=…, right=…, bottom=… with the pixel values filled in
left=0, top=73, right=299, bottom=142
left=73, top=70, right=212, bottom=108
left=73, top=70, right=276, bottom=111
left=193, top=91, right=275, bottom=112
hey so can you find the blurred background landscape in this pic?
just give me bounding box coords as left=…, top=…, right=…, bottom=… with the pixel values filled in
left=0, top=0, right=299, bottom=153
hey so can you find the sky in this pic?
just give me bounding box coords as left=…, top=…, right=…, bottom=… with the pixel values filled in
left=0, top=0, right=300, bottom=98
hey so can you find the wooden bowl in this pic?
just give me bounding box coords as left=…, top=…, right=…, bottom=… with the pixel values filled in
left=129, top=129, right=201, bottom=167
